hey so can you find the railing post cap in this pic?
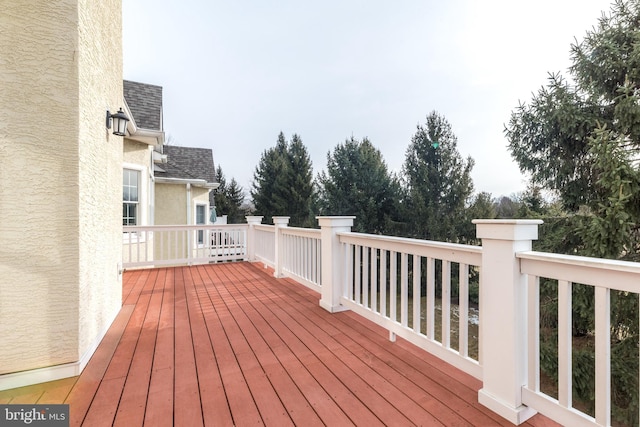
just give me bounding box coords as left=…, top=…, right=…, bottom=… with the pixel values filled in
left=473, top=219, right=543, bottom=241
left=245, top=216, right=263, bottom=224
left=316, top=216, right=355, bottom=228
left=272, top=216, right=290, bottom=225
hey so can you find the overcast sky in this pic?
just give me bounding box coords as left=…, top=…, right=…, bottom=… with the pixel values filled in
left=123, top=0, right=612, bottom=198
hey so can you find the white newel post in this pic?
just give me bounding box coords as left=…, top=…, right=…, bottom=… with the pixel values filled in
left=272, top=216, right=290, bottom=278
left=245, top=216, right=263, bottom=262
left=473, top=219, right=543, bottom=425
left=317, top=216, right=355, bottom=313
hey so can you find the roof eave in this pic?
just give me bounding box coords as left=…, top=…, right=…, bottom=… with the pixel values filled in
left=155, top=176, right=219, bottom=190
left=123, top=97, right=165, bottom=146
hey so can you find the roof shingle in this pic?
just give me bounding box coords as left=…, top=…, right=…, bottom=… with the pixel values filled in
left=157, top=145, right=216, bottom=184
left=123, top=80, right=163, bottom=130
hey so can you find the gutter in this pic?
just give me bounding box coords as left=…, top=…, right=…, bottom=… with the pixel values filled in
left=155, top=176, right=219, bottom=190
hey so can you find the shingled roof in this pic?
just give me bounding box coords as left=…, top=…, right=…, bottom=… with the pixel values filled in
left=123, top=80, right=163, bottom=130
left=156, top=145, right=216, bottom=184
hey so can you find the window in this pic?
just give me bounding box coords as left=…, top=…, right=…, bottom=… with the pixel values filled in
left=196, top=204, right=206, bottom=245
left=123, top=169, right=139, bottom=226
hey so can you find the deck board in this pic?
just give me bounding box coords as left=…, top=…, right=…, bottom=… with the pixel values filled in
left=242, top=265, right=502, bottom=426
left=0, top=262, right=561, bottom=426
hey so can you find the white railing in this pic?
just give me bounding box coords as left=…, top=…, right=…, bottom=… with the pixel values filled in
left=121, top=216, right=640, bottom=427
left=122, top=224, right=248, bottom=268
left=253, top=224, right=275, bottom=268
left=518, top=251, right=640, bottom=427
left=281, top=227, right=322, bottom=292
left=338, top=232, right=482, bottom=380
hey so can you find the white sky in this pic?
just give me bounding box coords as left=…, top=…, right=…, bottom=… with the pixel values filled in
left=123, top=0, right=612, bottom=198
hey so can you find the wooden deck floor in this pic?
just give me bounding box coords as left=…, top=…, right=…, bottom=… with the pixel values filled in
left=0, top=262, right=560, bottom=426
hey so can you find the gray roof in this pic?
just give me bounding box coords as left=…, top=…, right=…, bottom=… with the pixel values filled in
left=123, top=80, right=163, bottom=130
left=157, top=145, right=216, bottom=184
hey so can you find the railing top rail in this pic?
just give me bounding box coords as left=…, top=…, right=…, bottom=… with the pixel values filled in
left=519, top=250, right=640, bottom=292
left=124, top=224, right=249, bottom=231
left=518, top=250, right=640, bottom=272
left=254, top=224, right=275, bottom=232
left=281, top=226, right=321, bottom=239
left=338, top=232, right=482, bottom=265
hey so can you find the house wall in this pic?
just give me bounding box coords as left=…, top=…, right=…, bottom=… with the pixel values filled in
left=76, top=0, right=123, bottom=364
left=155, top=184, right=211, bottom=225
left=155, top=183, right=188, bottom=225
left=154, top=184, right=210, bottom=261
left=0, top=0, right=122, bottom=383
left=124, top=139, right=152, bottom=166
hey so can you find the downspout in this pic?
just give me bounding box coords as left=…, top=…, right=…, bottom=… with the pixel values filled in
left=186, top=182, right=192, bottom=265
left=186, top=183, right=191, bottom=224
left=149, top=154, right=155, bottom=225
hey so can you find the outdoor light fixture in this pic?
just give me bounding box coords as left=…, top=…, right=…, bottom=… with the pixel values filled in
left=106, top=108, right=130, bottom=136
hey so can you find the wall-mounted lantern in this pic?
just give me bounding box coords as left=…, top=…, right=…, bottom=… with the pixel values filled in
left=106, top=108, right=129, bottom=136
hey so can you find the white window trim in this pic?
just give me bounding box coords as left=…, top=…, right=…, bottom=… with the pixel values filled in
left=194, top=202, right=209, bottom=247
left=123, top=163, right=147, bottom=228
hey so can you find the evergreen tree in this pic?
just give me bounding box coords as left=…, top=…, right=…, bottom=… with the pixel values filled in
left=577, top=125, right=640, bottom=259
left=494, top=195, right=519, bottom=219
left=458, top=192, right=497, bottom=244
left=401, top=111, right=474, bottom=241
left=506, top=0, right=640, bottom=212
left=506, top=5, right=640, bottom=421
left=317, top=136, right=399, bottom=234
left=516, top=184, right=548, bottom=219
left=213, top=165, right=246, bottom=223
left=251, top=133, right=289, bottom=225
left=287, top=134, right=315, bottom=228
left=251, top=132, right=315, bottom=227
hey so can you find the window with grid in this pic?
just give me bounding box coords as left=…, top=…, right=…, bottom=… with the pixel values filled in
left=123, top=169, right=139, bottom=226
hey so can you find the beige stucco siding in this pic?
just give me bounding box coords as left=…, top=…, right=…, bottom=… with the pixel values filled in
left=123, top=139, right=152, bottom=166
left=0, top=0, right=122, bottom=376
left=154, top=183, right=211, bottom=262
left=155, top=183, right=211, bottom=226
left=77, top=0, right=123, bottom=361
left=155, top=183, right=189, bottom=225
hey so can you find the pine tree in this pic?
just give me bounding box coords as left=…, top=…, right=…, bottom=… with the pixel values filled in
left=287, top=134, right=315, bottom=228
left=213, top=165, right=246, bottom=223
left=317, top=136, right=399, bottom=234
left=251, top=132, right=315, bottom=227
left=506, top=0, right=640, bottom=212
left=401, top=111, right=474, bottom=241
left=251, top=133, right=289, bottom=224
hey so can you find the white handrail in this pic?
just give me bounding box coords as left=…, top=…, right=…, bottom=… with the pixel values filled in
left=518, top=250, right=640, bottom=427
left=123, top=224, right=248, bottom=268
left=337, top=231, right=483, bottom=380
left=280, top=227, right=322, bottom=291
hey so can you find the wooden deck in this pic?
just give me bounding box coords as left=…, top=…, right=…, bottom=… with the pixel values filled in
left=0, top=262, right=560, bottom=426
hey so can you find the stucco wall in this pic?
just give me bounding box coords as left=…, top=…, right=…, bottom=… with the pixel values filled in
left=0, top=0, right=122, bottom=376
left=76, top=0, right=123, bottom=361
left=155, top=183, right=188, bottom=225
left=154, top=184, right=211, bottom=261
left=123, top=139, right=151, bottom=166
left=155, top=184, right=211, bottom=225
